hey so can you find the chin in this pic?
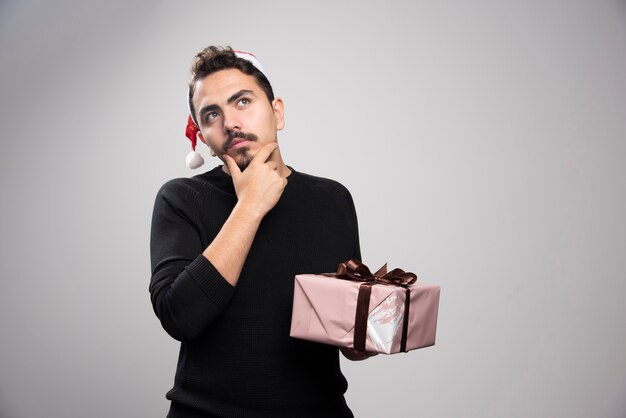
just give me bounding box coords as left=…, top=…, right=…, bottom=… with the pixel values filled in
left=235, top=152, right=254, bottom=171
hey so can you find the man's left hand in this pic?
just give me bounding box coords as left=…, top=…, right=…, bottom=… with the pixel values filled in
left=340, top=347, right=379, bottom=361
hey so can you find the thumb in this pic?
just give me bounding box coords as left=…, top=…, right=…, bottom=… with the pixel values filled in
left=222, top=154, right=241, bottom=181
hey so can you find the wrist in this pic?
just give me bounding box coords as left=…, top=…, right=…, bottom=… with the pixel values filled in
left=234, top=200, right=265, bottom=223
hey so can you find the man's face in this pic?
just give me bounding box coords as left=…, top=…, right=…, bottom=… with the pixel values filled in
left=193, top=68, right=284, bottom=171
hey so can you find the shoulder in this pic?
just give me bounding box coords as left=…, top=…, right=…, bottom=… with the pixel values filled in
left=294, top=170, right=353, bottom=199
left=292, top=170, right=358, bottom=218
left=156, top=167, right=224, bottom=199
left=155, top=177, right=197, bottom=201
left=153, top=175, right=213, bottom=215
left=154, top=168, right=233, bottom=213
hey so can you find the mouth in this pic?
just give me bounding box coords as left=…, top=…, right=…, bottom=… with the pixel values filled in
left=224, top=131, right=258, bottom=153
left=229, top=138, right=251, bottom=150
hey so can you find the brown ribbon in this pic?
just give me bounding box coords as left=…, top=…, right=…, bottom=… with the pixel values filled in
left=322, top=259, right=417, bottom=353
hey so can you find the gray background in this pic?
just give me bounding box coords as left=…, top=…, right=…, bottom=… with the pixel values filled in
left=1, top=0, right=625, bottom=417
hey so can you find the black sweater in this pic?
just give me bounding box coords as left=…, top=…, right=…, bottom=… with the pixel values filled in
left=149, top=165, right=361, bottom=418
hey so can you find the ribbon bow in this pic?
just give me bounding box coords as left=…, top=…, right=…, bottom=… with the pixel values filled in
left=334, top=258, right=417, bottom=287
left=324, top=259, right=418, bottom=353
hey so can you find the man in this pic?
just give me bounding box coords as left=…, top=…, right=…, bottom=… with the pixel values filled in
left=150, top=46, right=374, bottom=418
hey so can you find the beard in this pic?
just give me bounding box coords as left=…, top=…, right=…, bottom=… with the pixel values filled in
left=233, top=147, right=254, bottom=171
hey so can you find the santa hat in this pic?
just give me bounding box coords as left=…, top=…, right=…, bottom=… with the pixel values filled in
left=185, top=50, right=268, bottom=169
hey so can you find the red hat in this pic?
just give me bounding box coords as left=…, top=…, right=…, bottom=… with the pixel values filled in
left=185, top=115, right=204, bottom=168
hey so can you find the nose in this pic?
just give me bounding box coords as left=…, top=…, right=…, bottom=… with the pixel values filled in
left=223, top=107, right=242, bottom=133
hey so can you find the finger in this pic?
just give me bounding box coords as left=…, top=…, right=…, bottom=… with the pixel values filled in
left=251, top=142, right=279, bottom=165
left=266, top=161, right=278, bottom=170
left=222, top=154, right=241, bottom=181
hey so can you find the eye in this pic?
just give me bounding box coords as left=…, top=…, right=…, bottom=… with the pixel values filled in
left=237, top=98, right=251, bottom=107
left=204, top=111, right=219, bottom=124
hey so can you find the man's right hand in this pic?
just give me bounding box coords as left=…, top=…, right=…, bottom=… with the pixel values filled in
left=223, top=143, right=288, bottom=218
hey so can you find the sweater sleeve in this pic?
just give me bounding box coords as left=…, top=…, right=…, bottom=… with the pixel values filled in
left=149, top=179, right=235, bottom=342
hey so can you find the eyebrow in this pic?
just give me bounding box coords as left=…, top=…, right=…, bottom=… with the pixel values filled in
left=227, top=89, right=255, bottom=105
left=198, top=89, right=256, bottom=123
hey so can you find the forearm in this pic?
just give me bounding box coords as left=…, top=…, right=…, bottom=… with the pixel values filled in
left=149, top=179, right=242, bottom=342
left=202, top=200, right=264, bottom=286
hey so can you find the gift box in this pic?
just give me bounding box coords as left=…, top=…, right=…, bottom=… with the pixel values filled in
left=289, top=259, right=440, bottom=354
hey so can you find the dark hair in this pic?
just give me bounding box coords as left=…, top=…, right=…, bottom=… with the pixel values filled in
left=188, top=46, right=274, bottom=125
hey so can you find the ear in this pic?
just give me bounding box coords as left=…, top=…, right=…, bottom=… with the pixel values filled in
left=196, top=131, right=207, bottom=145
left=272, top=97, right=285, bottom=131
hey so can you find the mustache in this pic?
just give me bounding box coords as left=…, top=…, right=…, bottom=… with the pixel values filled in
left=224, top=131, right=258, bottom=152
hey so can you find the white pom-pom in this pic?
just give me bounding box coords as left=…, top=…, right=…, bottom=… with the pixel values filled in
left=186, top=150, right=205, bottom=169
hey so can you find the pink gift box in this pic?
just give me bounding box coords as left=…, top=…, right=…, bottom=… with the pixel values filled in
left=289, top=265, right=440, bottom=354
